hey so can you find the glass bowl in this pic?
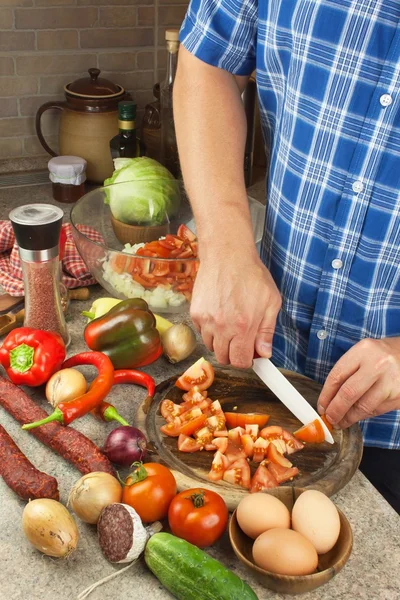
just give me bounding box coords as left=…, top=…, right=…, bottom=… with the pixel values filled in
left=70, top=181, right=266, bottom=314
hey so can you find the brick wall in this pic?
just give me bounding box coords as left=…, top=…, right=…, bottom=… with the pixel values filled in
left=0, top=0, right=188, bottom=162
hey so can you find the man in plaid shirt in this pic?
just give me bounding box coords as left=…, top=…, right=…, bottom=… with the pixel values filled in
left=173, top=0, right=400, bottom=511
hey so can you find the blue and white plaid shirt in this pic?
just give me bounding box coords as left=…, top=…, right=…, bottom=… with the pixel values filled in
left=181, top=0, right=400, bottom=449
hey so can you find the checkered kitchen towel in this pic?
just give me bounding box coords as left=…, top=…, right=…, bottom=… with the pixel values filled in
left=0, top=221, right=102, bottom=296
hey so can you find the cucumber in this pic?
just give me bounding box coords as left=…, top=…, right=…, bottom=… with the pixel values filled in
left=144, top=533, right=258, bottom=600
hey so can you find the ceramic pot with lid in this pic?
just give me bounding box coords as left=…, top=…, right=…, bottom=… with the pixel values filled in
left=36, top=68, right=131, bottom=183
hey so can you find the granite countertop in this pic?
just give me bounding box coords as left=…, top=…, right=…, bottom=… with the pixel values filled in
left=0, top=181, right=399, bottom=600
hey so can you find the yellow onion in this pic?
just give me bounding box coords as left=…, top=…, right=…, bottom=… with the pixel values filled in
left=68, top=472, right=122, bottom=525
left=45, top=368, right=87, bottom=408
left=22, top=499, right=79, bottom=558
left=162, top=323, right=197, bottom=363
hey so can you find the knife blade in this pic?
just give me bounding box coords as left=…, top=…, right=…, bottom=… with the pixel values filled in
left=252, top=357, right=334, bottom=444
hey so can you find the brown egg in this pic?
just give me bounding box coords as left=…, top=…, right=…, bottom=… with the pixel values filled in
left=253, top=528, right=319, bottom=576
left=236, top=493, right=291, bottom=539
left=292, top=490, right=341, bottom=554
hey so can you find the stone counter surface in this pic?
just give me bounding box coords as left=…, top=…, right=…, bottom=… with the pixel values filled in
left=0, top=182, right=399, bottom=600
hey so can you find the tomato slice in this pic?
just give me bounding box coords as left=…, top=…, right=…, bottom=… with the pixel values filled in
left=160, top=418, right=182, bottom=437
left=228, top=426, right=245, bottom=445
left=179, top=414, right=207, bottom=437
left=177, top=434, right=202, bottom=453
left=250, top=465, right=278, bottom=493
left=206, top=415, right=226, bottom=432
left=182, top=387, right=208, bottom=402
left=224, top=412, right=270, bottom=429
left=179, top=407, right=203, bottom=424
left=270, top=438, right=287, bottom=454
left=213, top=437, right=228, bottom=453
left=213, top=429, right=229, bottom=437
left=160, top=399, right=185, bottom=422
left=225, top=441, right=246, bottom=465
left=293, top=419, right=325, bottom=443
left=267, top=462, right=300, bottom=484
left=177, top=224, right=197, bottom=242
left=194, top=426, right=214, bottom=446
left=320, top=414, right=333, bottom=433
left=152, top=261, right=170, bottom=277
left=240, top=433, right=255, bottom=458
left=181, top=398, right=211, bottom=413
left=210, top=400, right=224, bottom=417
left=260, top=425, right=283, bottom=439
left=253, top=437, right=269, bottom=463
left=158, top=238, right=177, bottom=251
left=245, top=424, right=259, bottom=441
left=175, top=358, right=215, bottom=391
left=267, top=442, right=293, bottom=468
left=208, top=451, right=230, bottom=482
left=223, top=458, right=251, bottom=489
left=282, top=429, right=305, bottom=454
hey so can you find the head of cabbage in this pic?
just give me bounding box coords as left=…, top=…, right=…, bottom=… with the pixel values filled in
left=104, top=157, right=181, bottom=226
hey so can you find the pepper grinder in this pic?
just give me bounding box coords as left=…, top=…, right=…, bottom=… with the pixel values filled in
left=9, top=204, right=70, bottom=347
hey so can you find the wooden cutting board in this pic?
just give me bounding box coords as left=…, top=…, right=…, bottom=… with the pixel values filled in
left=136, top=367, right=363, bottom=511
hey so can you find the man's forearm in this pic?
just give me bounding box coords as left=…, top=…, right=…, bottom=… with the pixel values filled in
left=173, top=47, right=257, bottom=259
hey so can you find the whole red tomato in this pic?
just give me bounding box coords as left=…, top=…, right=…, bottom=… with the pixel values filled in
left=168, top=487, right=228, bottom=547
left=122, top=462, right=176, bottom=523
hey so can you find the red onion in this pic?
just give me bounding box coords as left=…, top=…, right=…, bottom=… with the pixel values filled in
left=103, top=426, right=147, bottom=466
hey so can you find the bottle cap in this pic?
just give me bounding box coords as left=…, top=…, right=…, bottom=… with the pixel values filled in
left=118, top=100, right=137, bottom=121
left=48, top=156, right=87, bottom=186
left=165, top=29, right=180, bottom=42
left=9, top=204, right=64, bottom=257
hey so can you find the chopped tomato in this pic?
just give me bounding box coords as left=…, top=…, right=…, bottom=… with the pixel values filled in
left=250, top=465, right=279, bottom=492
left=267, top=442, right=293, bottom=468
left=206, top=415, right=226, bottom=432
left=213, top=429, right=229, bottom=437
left=179, top=414, right=207, bottom=437
left=240, top=433, right=255, bottom=458
left=133, top=273, right=157, bottom=287
left=225, top=441, right=246, bottom=465
left=176, top=358, right=215, bottom=392
left=177, top=434, right=202, bottom=453
left=224, top=412, right=270, bottom=429
left=179, top=407, right=203, bottom=424
left=294, top=419, right=325, bottom=443
left=253, top=437, right=269, bottom=463
left=160, top=399, right=185, bottom=422
left=177, top=224, right=196, bottom=242
left=160, top=418, right=182, bottom=437
left=223, top=458, right=251, bottom=489
left=210, top=400, right=224, bottom=417
left=194, top=426, right=214, bottom=446
left=176, top=248, right=193, bottom=259
left=228, top=426, right=245, bottom=445
left=267, top=462, right=300, bottom=484
left=282, top=429, right=305, bottom=454
left=205, top=443, right=217, bottom=451
left=208, top=451, right=229, bottom=482
left=182, top=387, right=208, bottom=402
left=181, top=398, right=211, bottom=413
left=245, top=424, right=259, bottom=441
left=260, top=425, right=283, bottom=439
left=213, top=437, right=228, bottom=453
left=152, top=261, right=170, bottom=277
left=321, top=414, right=333, bottom=433
left=158, top=238, right=176, bottom=251
left=270, top=438, right=287, bottom=455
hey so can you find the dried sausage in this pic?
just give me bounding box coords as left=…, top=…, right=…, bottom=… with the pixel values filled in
left=0, top=424, right=59, bottom=500
left=0, top=375, right=115, bottom=476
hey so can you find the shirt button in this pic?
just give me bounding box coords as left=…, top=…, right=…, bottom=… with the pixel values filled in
left=331, top=258, right=343, bottom=269
left=352, top=180, right=364, bottom=193
left=380, top=94, right=392, bottom=107
left=317, top=329, right=328, bottom=340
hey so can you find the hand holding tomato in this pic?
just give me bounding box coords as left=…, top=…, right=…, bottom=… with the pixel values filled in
left=122, top=462, right=177, bottom=523
left=317, top=337, right=400, bottom=429
left=168, top=488, right=228, bottom=547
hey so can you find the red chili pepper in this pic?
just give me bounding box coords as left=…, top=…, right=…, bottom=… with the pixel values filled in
left=0, top=328, right=66, bottom=387
left=92, top=369, right=156, bottom=426
left=22, top=352, right=114, bottom=429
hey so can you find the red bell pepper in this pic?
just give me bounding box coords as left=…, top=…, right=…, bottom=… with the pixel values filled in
left=0, top=328, right=66, bottom=387
left=83, top=298, right=162, bottom=369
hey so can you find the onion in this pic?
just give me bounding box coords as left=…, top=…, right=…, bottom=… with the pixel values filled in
left=45, top=368, right=87, bottom=408
left=103, top=426, right=148, bottom=467
left=162, top=323, right=197, bottom=363
left=68, top=472, right=122, bottom=525
left=22, top=499, right=79, bottom=558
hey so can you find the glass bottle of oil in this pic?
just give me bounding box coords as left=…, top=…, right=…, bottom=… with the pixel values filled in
left=110, top=100, right=138, bottom=159
left=160, top=29, right=180, bottom=178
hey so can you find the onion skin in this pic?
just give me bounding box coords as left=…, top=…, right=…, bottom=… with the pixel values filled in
left=162, top=324, right=197, bottom=364
left=22, top=499, right=79, bottom=558
left=45, top=368, right=87, bottom=408
left=103, top=426, right=148, bottom=467
left=68, top=472, right=122, bottom=524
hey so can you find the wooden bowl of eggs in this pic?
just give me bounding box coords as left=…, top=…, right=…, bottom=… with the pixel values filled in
left=229, top=487, right=353, bottom=595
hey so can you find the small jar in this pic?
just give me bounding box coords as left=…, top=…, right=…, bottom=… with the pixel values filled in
left=48, top=156, right=87, bottom=203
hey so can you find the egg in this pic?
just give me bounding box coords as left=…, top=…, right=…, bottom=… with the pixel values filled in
left=291, top=490, right=341, bottom=554
left=236, top=493, right=291, bottom=539
left=252, top=528, right=318, bottom=576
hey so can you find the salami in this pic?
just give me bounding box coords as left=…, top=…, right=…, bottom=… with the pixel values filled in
left=0, top=375, right=115, bottom=477
left=0, top=424, right=59, bottom=501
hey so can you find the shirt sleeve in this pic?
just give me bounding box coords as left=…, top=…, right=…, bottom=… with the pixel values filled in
left=179, top=0, right=258, bottom=76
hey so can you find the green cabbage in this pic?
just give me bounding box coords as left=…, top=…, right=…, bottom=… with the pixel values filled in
left=104, top=157, right=181, bottom=225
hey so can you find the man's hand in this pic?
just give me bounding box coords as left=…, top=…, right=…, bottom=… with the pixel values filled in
left=190, top=249, right=281, bottom=369
left=317, top=337, right=400, bottom=428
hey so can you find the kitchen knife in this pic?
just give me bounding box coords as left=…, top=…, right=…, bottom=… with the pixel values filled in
left=252, top=357, right=334, bottom=444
